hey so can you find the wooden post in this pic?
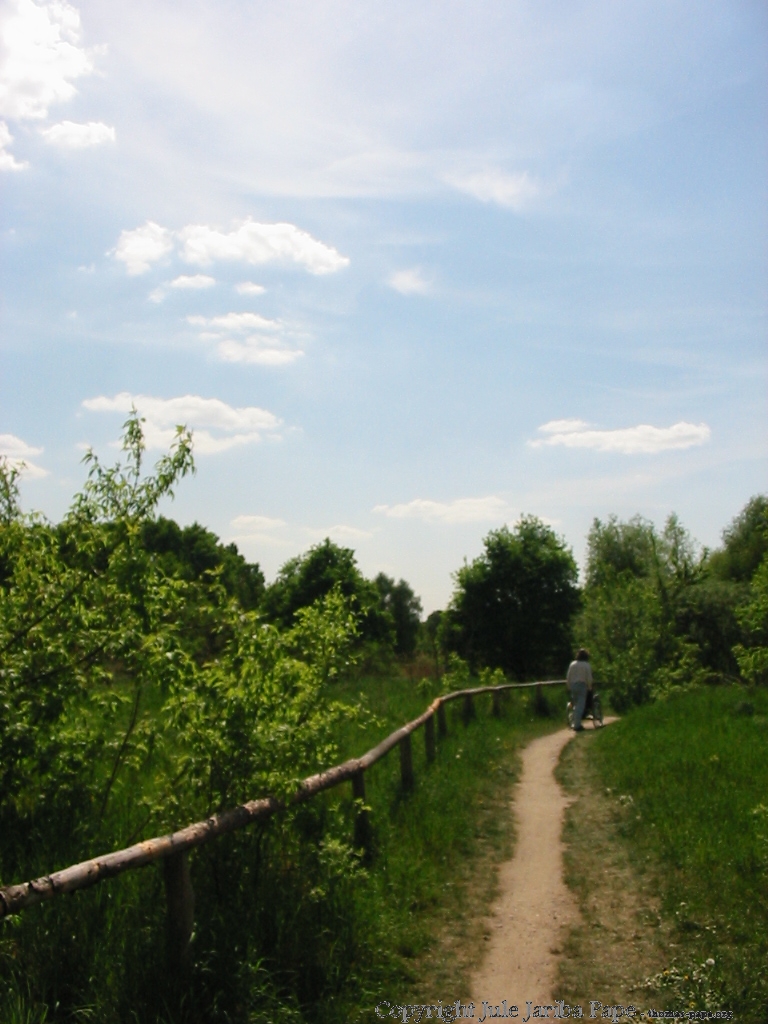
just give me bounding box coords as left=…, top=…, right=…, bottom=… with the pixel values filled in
left=492, top=689, right=502, bottom=718
left=437, top=701, right=447, bottom=738
left=352, top=769, right=370, bottom=854
left=163, top=850, right=194, bottom=977
left=462, top=693, right=474, bottom=725
left=399, top=734, right=414, bottom=792
left=424, top=713, right=436, bottom=763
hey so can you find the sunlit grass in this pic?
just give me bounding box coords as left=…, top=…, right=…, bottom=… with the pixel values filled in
left=586, top=685, right=768, bottom=1022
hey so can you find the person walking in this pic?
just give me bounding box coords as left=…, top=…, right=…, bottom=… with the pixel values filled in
left=567, top=648, right=593, bottom=732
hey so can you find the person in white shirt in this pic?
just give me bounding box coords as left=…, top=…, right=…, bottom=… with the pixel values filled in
left=567, top=648, right=593, bottom=731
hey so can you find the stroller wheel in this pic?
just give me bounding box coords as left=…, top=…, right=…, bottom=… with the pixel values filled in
left=592, top=695, right=604, bottom=728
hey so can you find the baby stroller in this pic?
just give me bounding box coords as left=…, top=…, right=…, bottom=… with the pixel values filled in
left=566, top=688, right=604, bottom=729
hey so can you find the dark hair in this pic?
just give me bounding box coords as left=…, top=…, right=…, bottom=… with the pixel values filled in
left=576, top=648, right=590, bottom=661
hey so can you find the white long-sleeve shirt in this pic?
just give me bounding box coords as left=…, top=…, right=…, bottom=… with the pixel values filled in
left=567, top=659, right=593, bottom=689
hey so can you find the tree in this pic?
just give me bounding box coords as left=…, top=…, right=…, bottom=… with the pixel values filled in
left=262, top=538, right=393, bottom=646
left=708, top=495, right=768, bottom=583
left=141, top=516, right=265, bottom=609
left=374, top=573, right=422, bottom=656
left=442, top=517, right=579, bottom=679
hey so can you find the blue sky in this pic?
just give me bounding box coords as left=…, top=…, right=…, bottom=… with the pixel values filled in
left=1, top=0, right=766, bottom=612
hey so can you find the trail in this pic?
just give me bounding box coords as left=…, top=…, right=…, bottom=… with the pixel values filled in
left=469, top=728, right=580, bottom=1010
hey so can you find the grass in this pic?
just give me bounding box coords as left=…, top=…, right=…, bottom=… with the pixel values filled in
left=0, top=668, right=566, bottom=1024
left=572, top=685, right=768, bottom=1022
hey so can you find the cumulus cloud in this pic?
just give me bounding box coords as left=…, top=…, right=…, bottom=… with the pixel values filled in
left=236, top=281, right=266, bottom=296
left=304, top=524, right=373, bottom=542
left=113, top=222, right=174, bottom=276
left=170, top=274, right=215, bottom=290
left=447, top=169, right=540, bottom=210
left=0, top=431, right=47, bottom=477
left=217, top=340, right=304, bottom=365
left=178, top=219, right=349, bottom=275
left=0, top=0, right=95, bottom=121
left=531, top=419, right=711, bottom=454
left=82, top=392, right=281, bottom=454
left=188, top=311, right=279, bottom=332
left=229, top=513, right=290, bottom=547
left=0, top=119, right=26, bottom=169
left=373, top=495, right=509, bottom=524
left=388, top=267, right=430, bottom=295
left=41, top=119, right=114, bottom=147
left=231, top=514, right=286, bottom=532
left=188, top=311, right=303, bottom=366
left=112, top=219, right=349, bottom=278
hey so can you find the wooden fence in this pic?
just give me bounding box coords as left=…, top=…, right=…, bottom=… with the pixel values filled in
left=0, top=678, right=566, bottom=965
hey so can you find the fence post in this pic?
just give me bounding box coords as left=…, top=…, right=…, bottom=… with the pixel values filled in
left=351, top=769, right=370, bottom=854
left=424, top=713, right=436, bottom=763
left=462, top=694, right=475, bottom=725
left=492, top=689, right=502, bottom=718
left=437, top=701, right=447, bottom=738
left=163, top=850, right=194, bottom=977
left=400, top=733, right=414, bottom=792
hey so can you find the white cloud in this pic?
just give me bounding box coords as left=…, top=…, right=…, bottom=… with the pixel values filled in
left=178, top=219, right=349, bottom=275
left=0, top=0, right=96, bottom=121
left=217, top=339, right=303, bottom=365
left=531, top=420, right=712, bottom=455
left=113, top=222, right=174, bottom=276
left=171, top=274, right=215, bottom=290
left=187, top=311, right=304, bottom=366
left=388, top=267, right=430, bottom=295
left=236, top=281, right=266, bottom=296
left=188, top=311, right=280, bottom=332
left=374, top=495, right=509, bottom=524
left=41, top=119, right=114, bottom=147
left=231, top=514, right=286, bottom=532
left=447, top=169, right=540, bottom=210
left=304, top=524, right=373, bottom=542
left=82, top=392, right=281, bottom=454
left=113, top=219, right=348, bottom=278
left=0, top=431, right=47, bottom=477
left=0, top=119, right=26, bottom=169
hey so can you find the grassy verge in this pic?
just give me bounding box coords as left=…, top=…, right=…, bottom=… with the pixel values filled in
left=558, top=685, right=768, bottom=1023
left=0, top=670, right=565, bottom=1024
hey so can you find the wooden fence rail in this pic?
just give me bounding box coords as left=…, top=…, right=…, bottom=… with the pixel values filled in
left=0, top=677, right=567, bottom=958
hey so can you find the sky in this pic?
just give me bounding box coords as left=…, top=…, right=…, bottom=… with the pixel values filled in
left=1, top=0, right=766, bottom=613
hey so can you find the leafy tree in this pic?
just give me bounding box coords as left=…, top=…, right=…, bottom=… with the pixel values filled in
left=262, top=538, right=393, bottom=647
left=733, top=551, right=768, bottom=685
left=141, top=516, right=265, bottom=609
left=577, top=510, right=762, bottom=709
left=442, top=517, right=579, bottom=679
left=708, top=495, right=768, bottom=582
left=374, top=573, right=422, bottom=656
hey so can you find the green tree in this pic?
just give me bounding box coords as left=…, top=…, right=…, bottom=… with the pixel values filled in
left=262, top=538, right=393, bottom=647
left=442, top=517, right=579, bottom=679
left=141, top=516, right=265, bottom=609
left=708, top=495, right=768, bottom=582
left=374, top=573, right=422, bottom=656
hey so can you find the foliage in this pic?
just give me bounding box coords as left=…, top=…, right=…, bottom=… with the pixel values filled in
left=578, top=513, right=746, bottom=710
left=708, top=494, right=768, bottom=583
left=141, top=516, right=265, bottom=609
left=733, top=550, right=768, bottom=685
left=579, top=499, right=768, bottom=708
left=263, top=538, right=394, bottom=648
left=441, top=516, right=579, bottom=679
left=374, top=573, right=422, bottom=656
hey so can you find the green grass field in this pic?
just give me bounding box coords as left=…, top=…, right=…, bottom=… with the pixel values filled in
left=586, top=685, right=768, bottom=1021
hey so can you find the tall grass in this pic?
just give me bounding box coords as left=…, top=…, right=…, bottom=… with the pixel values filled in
left=0, top=671, right=564, bottom=1023
left=586, top=685, right=768, bottom=1022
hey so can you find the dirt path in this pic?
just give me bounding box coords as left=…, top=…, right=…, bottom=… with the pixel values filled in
left=470, top=727, right=580, bottom=1009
